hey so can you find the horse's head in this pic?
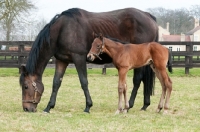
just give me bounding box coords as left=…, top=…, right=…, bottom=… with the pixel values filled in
left=87, top=33, right=105, bottom=61
left=19, top=66, right=44, bottom=112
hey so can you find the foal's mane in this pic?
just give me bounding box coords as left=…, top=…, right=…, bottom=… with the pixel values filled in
left=105, top=36, right=129, bottom=44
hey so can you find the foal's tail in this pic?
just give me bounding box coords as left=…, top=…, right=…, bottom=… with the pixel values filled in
left=167, top=49, right=173, bottom=73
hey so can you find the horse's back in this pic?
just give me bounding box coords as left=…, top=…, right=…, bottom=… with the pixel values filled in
left=53, top=8, right=158, bottom=64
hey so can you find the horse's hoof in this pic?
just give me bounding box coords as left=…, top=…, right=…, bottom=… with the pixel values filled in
left=43, top=111, right=50, bottom=114
left=43, top=111, right=49, bottom=114
left=84, top=109, right=90, bottom=113
left=140, top=108, right=146, bottom=111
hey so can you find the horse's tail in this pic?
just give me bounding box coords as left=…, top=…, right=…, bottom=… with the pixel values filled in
left=167, top=49, right=173, bottom=73
left=142, top=13, right=158, bottom=96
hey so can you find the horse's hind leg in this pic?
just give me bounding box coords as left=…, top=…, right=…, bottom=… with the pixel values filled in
left=44, top=59, right=68, bottom=113
left=129, top=67, right=151, bottom=111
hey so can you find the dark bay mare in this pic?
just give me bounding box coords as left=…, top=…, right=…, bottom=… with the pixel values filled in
left=19, top=8, right=158, bottom=112
left=87, top=34, right=172, bottom=114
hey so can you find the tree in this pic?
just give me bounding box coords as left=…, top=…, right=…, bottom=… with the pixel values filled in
left=0, top=0, right=37, bottom=41
left=190, top=5, right=200, bottom=19
left=147, top=7, right=194, bottom=35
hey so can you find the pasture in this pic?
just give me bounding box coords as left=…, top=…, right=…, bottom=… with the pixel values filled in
left=0, top=68, right=200, bottom=131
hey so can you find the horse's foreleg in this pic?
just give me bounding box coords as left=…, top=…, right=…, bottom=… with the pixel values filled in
left=44, top=59, right=68, bottom=113
left=72, top=53, right=93, bottom=113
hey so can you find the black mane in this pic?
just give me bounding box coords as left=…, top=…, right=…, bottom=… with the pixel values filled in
left=26, top=8, right=83, bottom=74
left=61, top=8, right=82, bottom=17
left=26, top=14, right=60, bottom=74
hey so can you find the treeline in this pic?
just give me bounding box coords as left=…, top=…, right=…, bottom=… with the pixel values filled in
left=147, top=5, right=200, bottom=34
left=0, top=0, right=200, bottom=42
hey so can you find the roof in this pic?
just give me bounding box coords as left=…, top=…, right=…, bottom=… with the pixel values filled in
left=185, top=26, right=200, bottom=35
left=162, top=34, right=191, bottom=41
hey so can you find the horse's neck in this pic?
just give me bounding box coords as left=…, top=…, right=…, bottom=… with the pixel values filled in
left=104, top=39, right=123, bottom=58
left=27, top=45, right=54, bottom=79
left=35, top=55, right=52, bottom=77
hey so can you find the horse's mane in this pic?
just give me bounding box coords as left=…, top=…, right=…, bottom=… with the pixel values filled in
left=26, top=8, right=83, bottom=74
left=61, top=8, right=82, bottom=17
left=26, top=14, right=60, bottom=74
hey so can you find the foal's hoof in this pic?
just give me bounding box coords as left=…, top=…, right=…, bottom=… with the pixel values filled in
left=123, top=109, right=128, bottom=114
left=156, top=108, right=162, bottom=113
left=163, top=109, right=168, bottom=114
left=115, top=110, right=121, bottom=115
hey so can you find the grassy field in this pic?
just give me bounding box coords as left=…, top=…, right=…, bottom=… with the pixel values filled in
left=0, top=68, right=200, bottom=131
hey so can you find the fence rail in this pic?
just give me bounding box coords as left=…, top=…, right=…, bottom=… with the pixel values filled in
left=1, top=41, right=200, bottom=74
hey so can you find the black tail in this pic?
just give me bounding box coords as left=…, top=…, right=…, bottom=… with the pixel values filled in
left=142, top=13, right=158, bottom=96
left=168, top=50, right=173, bottom=73
left=143, top=66, right=155, bottom=96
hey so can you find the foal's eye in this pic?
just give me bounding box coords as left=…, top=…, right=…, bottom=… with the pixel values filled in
left=97, top=45, right=101, bottom=48
left=24, top=86, right=28, bottom=89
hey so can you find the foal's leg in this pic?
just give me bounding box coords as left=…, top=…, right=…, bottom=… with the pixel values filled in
left=163, top=74, right=172, bottom=113
left=154, top=69, right=170, bottom=113
left=44, top=59, right=68, bottom=113
left=115, top=68, right=129, bottom=114
left=150, top=65, right=166, bottom=113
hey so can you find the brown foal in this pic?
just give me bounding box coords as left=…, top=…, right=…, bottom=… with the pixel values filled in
left=87, top=33, right=172, bottom=114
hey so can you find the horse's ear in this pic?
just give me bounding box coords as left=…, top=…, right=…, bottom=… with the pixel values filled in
left=99, top=33, right=104, bottom=40
left=21, top=65, right=28, bottom=76
left=92, top=32, right=98, bottom=38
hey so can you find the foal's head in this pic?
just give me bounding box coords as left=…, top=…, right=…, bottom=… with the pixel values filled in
left=87, top=33, right=105, bottom=61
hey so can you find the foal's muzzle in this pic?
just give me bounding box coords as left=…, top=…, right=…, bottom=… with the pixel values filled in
left=87, top=54, right=95, bottom=61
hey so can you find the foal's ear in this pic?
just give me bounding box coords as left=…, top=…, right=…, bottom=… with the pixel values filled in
left=92, top=32, right=98, bottom=38
left=21, top=65, right=28, bottom=75
left=99, top=33, right=104, bottom=40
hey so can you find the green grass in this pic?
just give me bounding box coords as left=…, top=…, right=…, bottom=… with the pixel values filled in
left=1, top=67, right=200, bottom=77
left=0, top=68, right=200, bottom=131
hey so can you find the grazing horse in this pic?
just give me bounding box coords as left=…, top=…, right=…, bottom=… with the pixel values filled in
left=87, top=34, right=172, bottom=114
left=19, top=8, right=158, bottom=113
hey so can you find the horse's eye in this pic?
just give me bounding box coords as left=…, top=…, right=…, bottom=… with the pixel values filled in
left=24, top=86, right=28, bottom=89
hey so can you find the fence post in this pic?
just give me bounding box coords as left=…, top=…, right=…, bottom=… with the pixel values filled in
left=185, top=42, right=192, bottom=74
left=18, top=44, right=25, bottom=73
left=102, top=68, right=106, bottom=75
